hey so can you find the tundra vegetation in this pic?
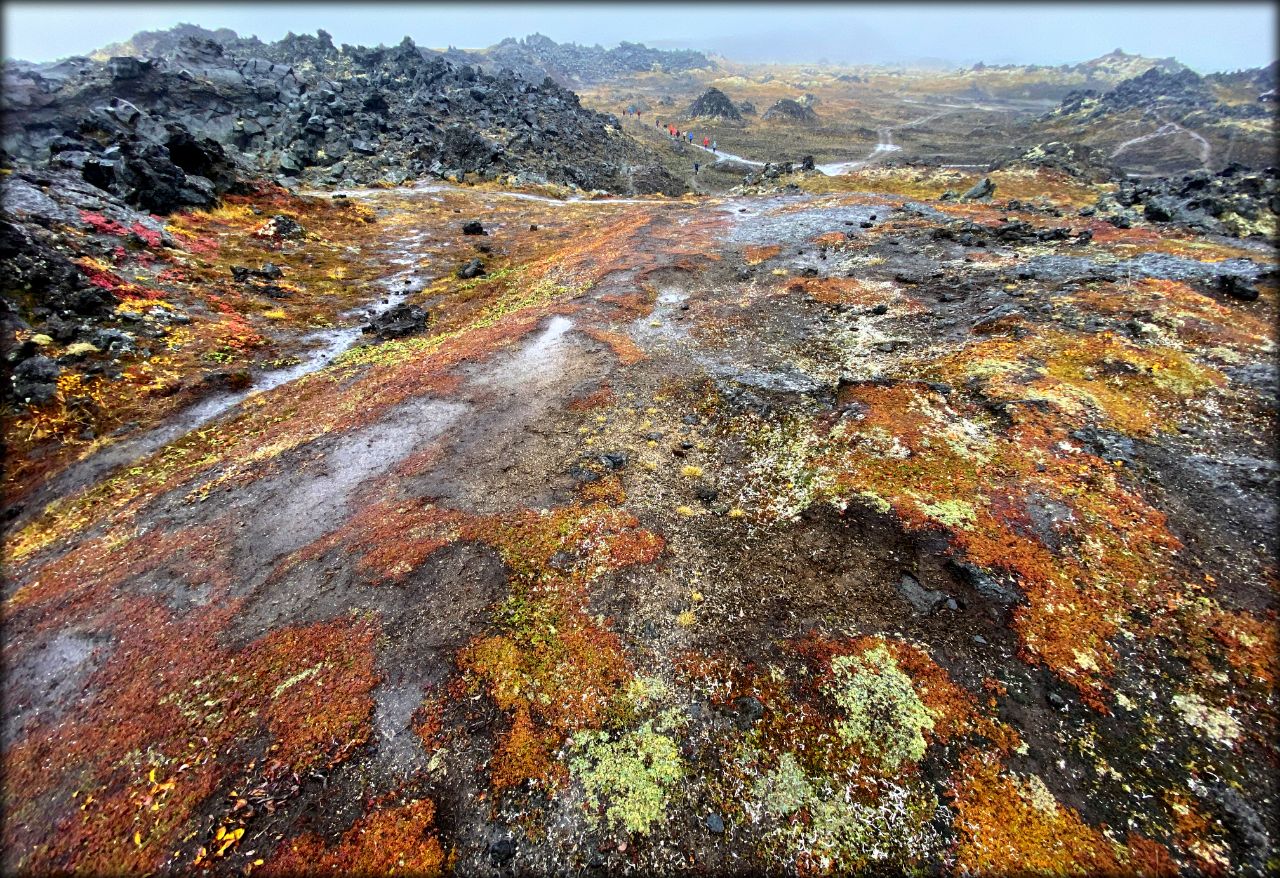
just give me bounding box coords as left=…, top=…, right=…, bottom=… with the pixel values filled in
left=2, top=25, right=1277, bottom=877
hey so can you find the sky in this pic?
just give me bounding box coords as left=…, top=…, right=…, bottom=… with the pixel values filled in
left=3, top=3, right=1276, bottom=72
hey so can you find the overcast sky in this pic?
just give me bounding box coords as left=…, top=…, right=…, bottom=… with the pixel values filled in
left=3, top=3, right=1275, bottom=71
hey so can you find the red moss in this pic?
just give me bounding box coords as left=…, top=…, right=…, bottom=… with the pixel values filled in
left=567, top=382, right=617, bottom=412
left=1, top=603, right=380, bottom=875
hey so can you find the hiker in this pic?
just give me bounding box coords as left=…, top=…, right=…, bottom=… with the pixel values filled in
left=703, top=136, right=709, bottom=148
left=712, top=140, right=717, bottom=152
left=693, top=161, right=700, bottom=174
left=687, top=131, right=694, bottom=143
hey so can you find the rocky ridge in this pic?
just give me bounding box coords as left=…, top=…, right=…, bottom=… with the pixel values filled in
left=2, top=27, right=686, bottom=196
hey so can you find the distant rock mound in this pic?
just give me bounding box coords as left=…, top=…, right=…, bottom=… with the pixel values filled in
left=686, top=88, right=741, bottom=120
left=997, top=141, right=1123, bottom=184
left=1071, top=48, right=1187, bottom=83
left=450, top=33, right=713, bottom=87
left=763, top=98, right=818, bottom=124
left=88, top=21, right=257, bottom=60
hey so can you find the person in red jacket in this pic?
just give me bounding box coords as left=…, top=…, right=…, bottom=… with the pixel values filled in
left=703, top=136, right=709, bottom=148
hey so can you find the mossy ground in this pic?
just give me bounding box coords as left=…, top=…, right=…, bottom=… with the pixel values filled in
left=2, top=152, right=1276, bottom=875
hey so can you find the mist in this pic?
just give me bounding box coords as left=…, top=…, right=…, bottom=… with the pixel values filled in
left=4, top=2, right=1276, bottom=72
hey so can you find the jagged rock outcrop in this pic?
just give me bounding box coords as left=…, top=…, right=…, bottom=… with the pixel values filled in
left=1, top=27, right=686, bottom=196
left=1102, top=164, right=1280, bottom=237
left=686, top=88, right=741, bottom=121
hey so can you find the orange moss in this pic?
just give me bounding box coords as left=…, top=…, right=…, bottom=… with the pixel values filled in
left=578, top=474, right=627, bottom=505
left=784, top=276, right=923, bottom=313
left=792, top=634, right=1019, bottom=758
left=285, top=498, right=460, bottom=586
left=949, top=749, right=1173, bottom=876
left=1, top=609, right=379, bottom=875
left=1086, top=220, right=1259, bottom=261
left=1062, top=278, right=1275, bottom=359
left=457, top=598, right=631, bottom=790
left=265, top=797, right=446, bottom=876
left=743, top=244, right=783, bottom=264
left=747, top=380, right=1189, bottom=706
left=925, top=325, right=1225, bottom=437
left=583, top=327, right=647, bottom=365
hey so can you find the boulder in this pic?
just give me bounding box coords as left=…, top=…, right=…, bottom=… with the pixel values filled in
left=456, top=258, right=485, bottom=279
left=960, top=177, right=996, bottom=201
left=11, top=355, right=61, bottom=404
left=1217, top=273, right=1260, bottom=301
left=897, top=573, right=947, bottom=614
left=363, top=303, right=430, bottom=339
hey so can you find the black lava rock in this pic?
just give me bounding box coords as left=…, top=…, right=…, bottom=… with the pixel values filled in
left=456, top=258, right=486, bottom=279
left=363, top=303, right=430, bottom=339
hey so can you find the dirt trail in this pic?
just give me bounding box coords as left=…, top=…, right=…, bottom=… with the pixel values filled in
left=1110, top=117, right=1213, bottom=166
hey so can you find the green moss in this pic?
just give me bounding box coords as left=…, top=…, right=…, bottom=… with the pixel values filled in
left=570, top=715, right=685, bottom=835
left=828, top=645, right=935, bottom=772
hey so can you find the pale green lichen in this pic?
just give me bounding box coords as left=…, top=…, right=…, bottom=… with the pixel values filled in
left=570, top=715, right=685, bottom=835
left=828, top=645, right=936, bottom=771
left=914, top=497, right=978, bottom=530
left=750, top=751, right=944, bottom=871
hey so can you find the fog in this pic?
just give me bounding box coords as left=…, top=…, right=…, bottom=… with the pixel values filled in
left=4, top=2, right=1275, bottom=72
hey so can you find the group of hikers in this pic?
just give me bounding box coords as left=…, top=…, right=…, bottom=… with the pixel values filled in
left=621, top=107, right=717, bottom=176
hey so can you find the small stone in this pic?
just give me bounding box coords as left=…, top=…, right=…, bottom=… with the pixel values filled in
left=897, top=573, right=946, bottom=614
left=973, top=634, right=988, bottom=645
left=489, top=837, right=516, bottom=866
left=732, top=695, right=764, bottom=729
left=871, top=303, right=889, bottom=315
left=600, top=451, right=627, bottom=470
left=1047, top=691, right=1067, bottom=711
left=946, top=597, right=960, bottom=611
left=706, top=813, right=725, bottom=834
left=462, top=220, right=485, bottom=235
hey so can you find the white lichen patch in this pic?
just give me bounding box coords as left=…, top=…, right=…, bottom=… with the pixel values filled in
left=1173, top=692, right=1242, bottom=744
